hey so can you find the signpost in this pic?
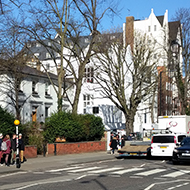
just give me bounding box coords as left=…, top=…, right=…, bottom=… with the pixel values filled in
left=14, top=119, right=21, bottom=168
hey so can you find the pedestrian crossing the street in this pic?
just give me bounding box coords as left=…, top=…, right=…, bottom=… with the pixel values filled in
left=45, top=165, right=190, bottom=179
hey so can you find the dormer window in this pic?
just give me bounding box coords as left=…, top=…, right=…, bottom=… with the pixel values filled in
left=36, top=43, right=41, bottom=47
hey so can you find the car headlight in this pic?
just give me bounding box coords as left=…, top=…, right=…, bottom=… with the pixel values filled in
left=173, top=149, right=179, bottom=153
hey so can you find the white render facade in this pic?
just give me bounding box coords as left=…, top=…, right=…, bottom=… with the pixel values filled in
left=0, top=66, right=72, bottom=124
left=23, top=9, right=180, bottom=134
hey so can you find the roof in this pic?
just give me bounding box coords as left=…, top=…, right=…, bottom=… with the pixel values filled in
left=168, top=21, right=181, bottom=43
left=156, top=16, right=164, bottom=26
left=0, top=62, right=72, bottom=85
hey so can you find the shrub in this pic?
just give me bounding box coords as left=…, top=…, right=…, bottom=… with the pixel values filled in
left=44, top=111, right=104, bottom=143
left=0, top=107, right=17, bottom=137
left=23, top=122, right=45, bottom=154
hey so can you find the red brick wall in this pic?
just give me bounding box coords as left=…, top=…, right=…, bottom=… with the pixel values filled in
left=47, top=141, right=106, bottom=155
left=24, top=145, right=37, bottom=158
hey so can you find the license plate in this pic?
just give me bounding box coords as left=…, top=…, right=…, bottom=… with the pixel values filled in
left=160, top=146, right=167, bottom=149
left=130, top=153, right=137, bottom=155
left=182, top=153, right=190, bottom=156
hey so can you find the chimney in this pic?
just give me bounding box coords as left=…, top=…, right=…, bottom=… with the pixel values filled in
left=125, top=16, right=134, bottom=51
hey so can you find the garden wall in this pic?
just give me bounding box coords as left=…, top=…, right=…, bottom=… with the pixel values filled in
left=47, top=141, right=106, bottom=155
left=24, top=145, right=37, bottom=158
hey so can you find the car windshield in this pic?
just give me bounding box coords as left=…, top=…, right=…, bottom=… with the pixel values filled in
left=153, top=136, right=174, bottom=143
left=178, top=135, right=186, bottom=142
left=181, top=137, right=190, bottom=145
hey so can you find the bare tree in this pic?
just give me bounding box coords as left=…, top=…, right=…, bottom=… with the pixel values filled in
left=0, top=23, right=30, bottom=120
left=93, top=31, right=159, bottom=134
left=20, top=0, right=117, bottom=113
left=172, top=8, right=190, bottom=115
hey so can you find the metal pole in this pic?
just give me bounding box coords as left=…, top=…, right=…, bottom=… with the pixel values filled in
left=159, top=71, right=162, bottom=116
left=16, top=125, right=20, bottom=168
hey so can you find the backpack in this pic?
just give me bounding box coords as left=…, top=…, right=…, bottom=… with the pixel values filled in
left=1, top=141, right=7, bottom=151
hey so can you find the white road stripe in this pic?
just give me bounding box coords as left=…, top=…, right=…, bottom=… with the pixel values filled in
left=88, top=167, right=122, bottom=174
left=111, top=167, right=144, bottom=175
left=46, top=166, right=82, bottom=172
left=162, top=170, right=190, bottom=178
left=0, top=172, right=27, bottom=178
left=135, top=169, right=166, bottom=176
left=68, top=166, right=101, bottom=173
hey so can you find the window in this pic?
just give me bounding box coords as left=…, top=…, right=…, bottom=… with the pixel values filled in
left=45, top=107, right=49, bottom=118
left=148, top=26, right=151, bottom=32
left=46, top=63, right=50, bottom=70
left=93, top=107, right=99, bottom=114
left=45, top=82, right=50, bottom=96
left=46, top=53, right=51, bottom=58
left=154, top=25, right=157, bottom=31
left=32, top=81, right=38, bottom=94
left=152, top=136, right=175, bottom=143
left=83, top=94, right=93, bottom=113
left=84, top=67, right=94, bottom=83
left=36, top=43, right=41, bottom=47
left=144, top=113, right=147, bottom=123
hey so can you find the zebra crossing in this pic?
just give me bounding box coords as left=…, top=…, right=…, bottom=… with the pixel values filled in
left=46, top=165, right=190, bottom=179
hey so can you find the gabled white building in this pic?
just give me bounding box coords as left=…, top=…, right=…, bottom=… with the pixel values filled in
left=24, top=9, right=181, bottom=134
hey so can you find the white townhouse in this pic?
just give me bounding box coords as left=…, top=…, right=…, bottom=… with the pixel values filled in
left=0, top=64, right=72, bottom=124
left=25, top=9, right=181, bottom=135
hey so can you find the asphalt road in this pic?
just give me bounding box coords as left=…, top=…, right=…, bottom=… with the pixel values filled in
left=1, top=155, right=190, bottom=190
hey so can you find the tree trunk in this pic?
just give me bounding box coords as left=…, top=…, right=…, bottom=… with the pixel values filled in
left=124, top=114, right=134, bottom=136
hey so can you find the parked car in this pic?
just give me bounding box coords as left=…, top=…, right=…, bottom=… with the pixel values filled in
left=172, top=136, right=190, bottom=164
left=151, top=133, right=186, bottom=157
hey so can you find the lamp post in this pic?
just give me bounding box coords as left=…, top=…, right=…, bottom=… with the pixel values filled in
left=170, top=40, right=180, bottom=115
left=14, top=119, right=21, bottom=168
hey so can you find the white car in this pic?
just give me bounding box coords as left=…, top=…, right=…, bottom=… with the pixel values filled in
left=151, top=133, right=186, bottom=157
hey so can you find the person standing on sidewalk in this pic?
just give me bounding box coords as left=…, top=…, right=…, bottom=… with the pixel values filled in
left=2, top=135, right=11, bottom=166
left=0, top=133, right=3, bottom=165
left=11, top=134, right=16, bottom=165
left=110, top=135, right=117, bottom=155
left=19, top=133, right=25, bottom=163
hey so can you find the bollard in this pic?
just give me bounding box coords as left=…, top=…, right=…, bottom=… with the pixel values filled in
left=43, top=144, right=46, bottom=157
left=54, top=143, right=56, bottom=156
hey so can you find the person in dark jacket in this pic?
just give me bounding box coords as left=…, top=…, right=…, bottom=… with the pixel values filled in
left=121, top=135, right=125, bottom=148
left=110, top=135, right=117, bottom=155
left=19, top=133, right=25, bottom=163
left=11, top=134, right=16, bottom=165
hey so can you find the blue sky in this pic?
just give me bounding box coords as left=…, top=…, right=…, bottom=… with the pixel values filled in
left=100, top=0, right=190, bottom=31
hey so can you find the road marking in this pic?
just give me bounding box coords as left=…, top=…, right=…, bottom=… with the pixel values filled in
left=88, top=167, right=122, bottom=174
left=0, top=172, right=27, bottom=178
left=111, top=167, right=144, bottom=175
left=75, top=175, right=87, bottom=180
left=68, top=166, right=102, bottom=173
left=46, top=166, right=82, bottom=172
left=162, top=170, right=190, bottom=178
left=135, top=169, right=166, bottom=176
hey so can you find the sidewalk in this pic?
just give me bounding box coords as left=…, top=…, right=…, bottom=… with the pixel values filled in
left=0, top=151, right=117, bottom=174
